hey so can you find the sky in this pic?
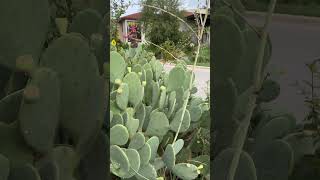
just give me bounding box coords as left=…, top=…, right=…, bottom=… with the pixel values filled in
left=122, top=0, right=207, bottom=16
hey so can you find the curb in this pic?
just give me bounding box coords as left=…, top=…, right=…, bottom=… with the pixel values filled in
left=246, top=11, right=320, bottom=24
left=163, top=63, right=210, bottom=70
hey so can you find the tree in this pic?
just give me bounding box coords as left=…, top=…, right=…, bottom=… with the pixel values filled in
left=140, top=0, right=183, bottom=47
left=110, top=0, right=130, bottom=41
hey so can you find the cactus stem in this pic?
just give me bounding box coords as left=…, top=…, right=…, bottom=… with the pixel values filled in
left=227, top=1, right=278, bottom=180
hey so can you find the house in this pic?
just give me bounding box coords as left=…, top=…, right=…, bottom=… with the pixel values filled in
left=117, top=9, right=210, bottom=45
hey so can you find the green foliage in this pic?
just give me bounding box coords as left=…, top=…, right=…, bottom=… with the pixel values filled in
left=140, top=0, right=184, bottom=47
left=110, top=46, right=210, bottom=179
left=0, top=1, right=107, bottom=180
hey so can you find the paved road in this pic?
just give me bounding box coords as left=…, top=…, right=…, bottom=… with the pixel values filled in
left=246, top=14, right=320, bottom=121
left=164, top=64, right=210, bottom=99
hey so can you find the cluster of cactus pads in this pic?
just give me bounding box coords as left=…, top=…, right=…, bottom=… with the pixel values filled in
left=0, top=0, right=108, bottom=180
left=212, top=0, right=320, bottom=179
left=109, top=45, right=210, bottom=179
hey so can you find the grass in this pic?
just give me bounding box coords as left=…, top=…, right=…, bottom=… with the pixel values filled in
left=245, top=2, right=320, bottom=17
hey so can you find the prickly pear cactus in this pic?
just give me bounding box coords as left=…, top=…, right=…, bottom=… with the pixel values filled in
left=212, top=1, right=320, bottom=180
left=0, top=1, right=107, bottom=180
left=109, top=46, right=210, bottom=180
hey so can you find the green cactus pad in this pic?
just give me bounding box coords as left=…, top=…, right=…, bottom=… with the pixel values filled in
left=0, top=0, right=49, bottom=70
left=0, top=122, right=33, bottom=168
left=234, top=86, right=254, bottom=121
left=0, top=154, right=9, bottom=180
left=133, top=64, right=143, bottom=74
left=78, top=132, right=108, bottom=180
left=158, top=87, right=167, bottom=110
left=284, top=134, right=314, bottom=164
left=213, top=79, right=239, bottom=156
left=116, top=83, right=129, bottom=110
left=212, top=15, right=244, bottom=82
left=138, top=144, right=151, bottom=166
left=153, top=61, right=163, bottom=81
left=184, top=71, right=195, bottom=90
left=19, top=68, right=60, bottom=153
left=253, top=140, right=294, bottom=180
left=40, top=33, right=103, bottom=150
left=172, top=163, right=199, bottom=180
left=176, top=148, right=192, bottom=164
left=254, top=116, right=296, bottom=149
left=37, top=161, right=59, bottom=180
left=111, top=145, right=130, bottom=177
left=170, top=108, right=191, bottom=133
left=0, top=89, right=23, bottom=124
left=71, top=0, right=107, bottom=15
left=188, top=105, right=202, bottom=122
left=233, top=28, right=272, bottom=93
left=162, top=144, right=175, bottom=170
left=110, top=51, right=127, bottom=83
left=146, top=136, right=160, bottom=161
left=142, top=106, right=152, bottom=131
left=212, top=148, right=257, bottom=180
left=172, top=139, right=184, bottom=155
left=151, top=81, right=160, bottom=107
left=68, top=9, right=102, bottom=40
left=257, top=79, right=280, bottom=103
left=111, top=113, right=124, bottom=127
left=122, top=148, right=141, bottom=178
left=135, top=103, right=146, bottom=130
left=8, top=164, right=41, bottom=180
left=52, top=146, right=78, bottom=180
left=123, top=72, right=143, bottom=107
left=111, top=124, right=129, bottom=146
left=167, top=67, right=186, bottom=92
left=135, top=163, right=157, bottom=180
left=145, top=112, right=169, bottom=137
left=129, top=132, right=145, bottom=150
left=75, top=75, right=106, bottom=156
left=152, top=158, right=165, bottom=171
left=125, top=117, right=140, bottom=138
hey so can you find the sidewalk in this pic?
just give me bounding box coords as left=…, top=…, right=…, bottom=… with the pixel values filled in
left=162, top=62, right=210, bottom=70
left=246, top=11, right=320, bottom=25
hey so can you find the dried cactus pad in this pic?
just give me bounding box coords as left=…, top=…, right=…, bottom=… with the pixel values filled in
left=0, top=0, right=49, bottom=70
left=19, top=68, right=60, bottom=153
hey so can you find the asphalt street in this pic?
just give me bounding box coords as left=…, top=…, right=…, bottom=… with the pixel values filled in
left=246, top=13, right=320, bottom=121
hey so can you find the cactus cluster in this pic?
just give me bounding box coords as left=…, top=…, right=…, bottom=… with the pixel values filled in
left=212, top=1, right=320, bottom=179
left=0, top=0, right=107, bottom=180
left=109, top=45, right=210, bottom=180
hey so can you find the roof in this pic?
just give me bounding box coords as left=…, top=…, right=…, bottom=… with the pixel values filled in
left=119, top=12, right=142, bottom=21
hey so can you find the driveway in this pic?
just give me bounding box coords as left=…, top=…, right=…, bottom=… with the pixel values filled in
left=246, top=12, right=320, bottom=121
